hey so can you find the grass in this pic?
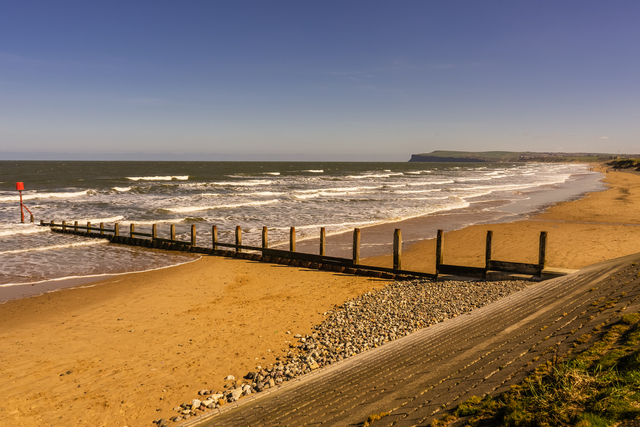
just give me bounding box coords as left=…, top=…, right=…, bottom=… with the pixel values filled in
left=431, top=311, right=640, bottom=426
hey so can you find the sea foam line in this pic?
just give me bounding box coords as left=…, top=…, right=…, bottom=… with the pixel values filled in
left=0, top=190, right=89, bottom=203
left=126, top=175, right=189, bottom=181
left=165, top=199, right=280, bottom=213
left=0, top=240, right=108, bottom=255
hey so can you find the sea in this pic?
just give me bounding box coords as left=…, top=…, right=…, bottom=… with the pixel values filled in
left=0, top=161, right=604, bottom=299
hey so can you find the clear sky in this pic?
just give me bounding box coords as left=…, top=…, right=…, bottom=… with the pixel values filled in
left=1, top=1, right=639, bottom=161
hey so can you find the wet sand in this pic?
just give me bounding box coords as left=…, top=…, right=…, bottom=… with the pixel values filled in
left=2, top=168, right=640, bottom=426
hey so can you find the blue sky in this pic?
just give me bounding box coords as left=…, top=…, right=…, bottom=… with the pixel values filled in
left=1, top=1, right=639, bottom=160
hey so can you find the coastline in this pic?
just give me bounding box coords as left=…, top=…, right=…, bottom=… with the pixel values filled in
left=0, top=164, right=601, bottom=305
left=5, top=166, right=640, bottom=426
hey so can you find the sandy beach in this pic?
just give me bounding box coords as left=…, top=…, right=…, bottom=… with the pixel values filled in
left=2, top=168, right=640, bottom=426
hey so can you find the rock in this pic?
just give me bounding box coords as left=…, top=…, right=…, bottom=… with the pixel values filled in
left=224, top=375, right=235, bottom=381
left=191, top=399, right=201, bottom=410
left=198, top=389, right=208, bottom=396
left=231, top=387, right=243, bottom=401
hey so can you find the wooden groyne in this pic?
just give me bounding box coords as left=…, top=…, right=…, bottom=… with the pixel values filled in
left=40, top=220, right=568, bottom=281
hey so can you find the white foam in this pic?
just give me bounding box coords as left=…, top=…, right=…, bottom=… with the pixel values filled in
left=0, top=190, right=89, bottom=203
left=164, top=199, right=280, bottom=213
left=0, top=225, right=49, bottom=237
left=112, top=187, right=132, bottom=192
left=395, top=189, right=443, bottom=194
left=126, top=176, right=189, bottom=181
left=406, top=180, right=455, bottom=186
left=304, top=170, right=324, bottom=173
left=263, top=172, right=280, bottom=176
left=208, top=180, right=273, bottom=186
left=0, top=239, right=107, bottom=255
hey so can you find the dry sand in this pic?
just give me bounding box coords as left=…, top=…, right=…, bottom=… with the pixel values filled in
left=2, top=168, right=640, bottom=426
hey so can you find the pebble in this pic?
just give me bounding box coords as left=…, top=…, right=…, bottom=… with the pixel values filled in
left=166, top=278, right=529, bottom=422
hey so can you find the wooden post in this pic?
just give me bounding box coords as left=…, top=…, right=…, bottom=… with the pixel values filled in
left=539, top=231, right=547, bottom=268
left=74, top=221, right=78, bottom=232
left=435, top=229, right=443, bottom=276
left=62, top=220, right=66, bottom=231
left=485, top=230, right=493, bottom=269
left=114, top=223, right=119, bottom=237
left=87, top=222, right=91, bottom=233
left=191, top=225, right=196, bottom=247
left=236, top=226, right=242, bottom=252
left=100, top=222, right=105, bottom=236
left=130, top=223, right=135, bottom=237
left=30, top=214, right=34, bottom=223
left=262, top=226, right=268, bottom=249
left=50, top=220, right=54, bottom=229
left=290, top=226, right=296, bottom=252
left=319, top=227, right=326, bottom=256
left=40, top=220, right=44, bottom=226
left=353, top=228, right=361, bottom=265
left=151, top=224, right=157, bottom=239
left=212, top=225, right=217, bottom=250
left=170, top=224, right=176, bottom=241
left=393, top=229, right=402, bottom=270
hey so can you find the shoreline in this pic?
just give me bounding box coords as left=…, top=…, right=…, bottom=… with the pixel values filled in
left=4, top=167, right=640, bottom=426
left=0, top=165, right=602, bottom=304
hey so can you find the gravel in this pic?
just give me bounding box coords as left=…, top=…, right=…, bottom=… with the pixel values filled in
left=159, top=278, right=530, bottom=423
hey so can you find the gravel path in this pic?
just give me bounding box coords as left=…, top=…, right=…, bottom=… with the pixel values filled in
left=156, top=278, right=530, bottom=426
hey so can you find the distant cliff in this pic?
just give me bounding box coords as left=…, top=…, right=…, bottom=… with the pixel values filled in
left=409, top=154, right=487, bottom=162
left=409, top=150, right=620, bottom=163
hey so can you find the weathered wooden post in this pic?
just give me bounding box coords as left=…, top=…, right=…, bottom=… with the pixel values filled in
left=50, top=220, right=54, bottom=229
left=485, top=230, right=493, bottom=269
left=62, top=220, right=67, bottom=232
left=87, top=222, right=91, bottom=234
left=170, top=224, right=176, bottom=241
left=191, top=225, right=196, bottom=247
left=235, top=225, right=242, bottom=252
left=74, top=221, right=78, bottom=232
left=40, top=219, right=44, bottom=226
left=212, top=225, right=217, bottom=250
left=262, top=226, right=268, bottom=249
left=319, top=227, right=326, bottom=256
left=151, top=224, right=157, bottom=239
left=539, top=231, right=547, bottom=268
left=393, top=229, right=402, bottom=270
left=100, top=222, right=105, bottom=236
left=290, top=226, right=296, bottom=252
left=435, top=229, right=444, bottom=276
left=353, top=228, right=361, bottom=265
left=130, top=223, right=135, bottom=238
left=114, top=223, right=120, bottom=237
left=30, top=214, right=34, bottom=223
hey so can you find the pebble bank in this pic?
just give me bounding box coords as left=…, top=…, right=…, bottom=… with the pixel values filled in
left=154, top=278, right=530, bottom=426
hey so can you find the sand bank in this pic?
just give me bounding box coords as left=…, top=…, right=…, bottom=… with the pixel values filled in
left=2, top=169, right=639, bottom=426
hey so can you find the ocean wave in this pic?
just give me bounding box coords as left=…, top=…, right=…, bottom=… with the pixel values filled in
left=263, top=172, right=280, bottom=176
left=406, top=180, right=455, bottom=186
left=0, top=226, right=49, bottom=237
left=303, top=170, right=324, bottom=173
left=112, top=186, right=132, bottom=192
left=0, top=190, right=89, bottom=203
left=208, top=180, right=273, bottom=186
left=395, top=189, right=443, bottom=194
left=126, top=176, right=189, bottom=181
left=345, top=173, right=404, bottom=179
left=164, top=199, right=280, bottom=213
left=0, top=239, right=108, bottom=255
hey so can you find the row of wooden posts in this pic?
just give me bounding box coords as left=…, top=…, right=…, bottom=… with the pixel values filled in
left=43, top=220, right=549, bottom=280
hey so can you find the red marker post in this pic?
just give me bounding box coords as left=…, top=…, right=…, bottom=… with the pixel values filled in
left=16, top=182, right=34, bottom=223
